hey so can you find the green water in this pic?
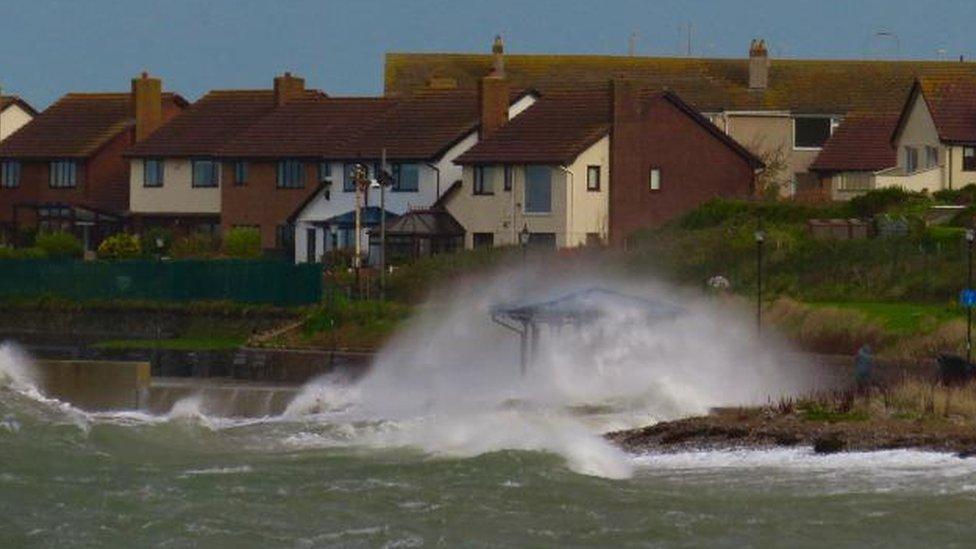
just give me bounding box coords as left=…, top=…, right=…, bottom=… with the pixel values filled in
left=4, top=390, right=976, bottom=548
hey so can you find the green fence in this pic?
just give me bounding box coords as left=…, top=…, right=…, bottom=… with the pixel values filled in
left=0, top=259, right=322, bottom=306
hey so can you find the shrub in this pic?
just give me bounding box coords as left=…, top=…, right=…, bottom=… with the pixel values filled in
left=97, top=233, right=141, bottom=260
left=222, top=227, right=262, bottom=259
left=34, top=231, right=83, bottom=258
left=170, top=233, right=220, bottom=259
left=0, top=246, right=48, bottom=260
left=140, top=227, right=174, bottom=257
left=848, top=187, right=925, bottom=218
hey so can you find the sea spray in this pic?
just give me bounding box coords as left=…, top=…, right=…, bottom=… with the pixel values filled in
left=287, top=260, right=817, bottom=478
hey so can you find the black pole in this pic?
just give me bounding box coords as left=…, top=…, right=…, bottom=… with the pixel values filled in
left=757, top=235, right=763, bottom=334
left=968, top=235, right=973, bottom=363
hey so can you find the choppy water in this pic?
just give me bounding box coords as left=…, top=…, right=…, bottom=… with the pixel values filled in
left=4, top=274, right=975, bottom=547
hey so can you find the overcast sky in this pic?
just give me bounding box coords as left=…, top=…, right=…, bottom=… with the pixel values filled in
left=4, top=0, right=976, bottom=108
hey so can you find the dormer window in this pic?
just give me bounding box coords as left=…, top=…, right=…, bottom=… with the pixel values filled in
left=794, top=117, right=834, bottom=150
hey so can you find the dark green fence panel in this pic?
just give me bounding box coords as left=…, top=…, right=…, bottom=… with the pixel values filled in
left=0, top=260, right=322, bottom=306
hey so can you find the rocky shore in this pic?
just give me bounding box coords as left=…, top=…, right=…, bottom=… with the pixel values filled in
left=608, top=406, right=976, bottom=456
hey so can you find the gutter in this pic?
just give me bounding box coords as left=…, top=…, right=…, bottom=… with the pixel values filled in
left=426, top=162, right=441, bottom=199
left=556, top=165, right=574, bottom=247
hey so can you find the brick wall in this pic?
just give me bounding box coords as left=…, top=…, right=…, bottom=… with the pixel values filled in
left=609, top=85, right=756, bottom=246
left=220, top=161, right=319, bottom=249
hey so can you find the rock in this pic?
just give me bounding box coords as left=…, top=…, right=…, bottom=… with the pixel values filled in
left=813, top=435, right=846, bottom=454
left=957, top=449, right=976, bottom=459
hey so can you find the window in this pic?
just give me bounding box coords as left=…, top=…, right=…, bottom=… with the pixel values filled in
left=472, top=232, right=494, bottom=249
left=277, top=159, right=305, bottom=189
left=473, top=166, right=494, bottom=195
left=392, top=163, right=419, bottom=192
left=586, top=165, right=601, bottom=191
left=527, top=232, right=556, bottom=249
left=839, top=172, right=873, bottom=191
left=964, top=147, right=976, bottom=172
left=318, top=162, right=332, bottom=184
left=143, top=159, right=164, bottom=187
left=275, top=223, right=294, bottom=250
left=524, top=166, right=552, bottom=213
left=649, top=168, right=661, bottom=191
left=234, top=162, right=248, bottom=186
left=794, top=117, right=832, bottom=149
left=49, top=160, right=77, bottom=188
left=926, top=146, right=939, bottom=168
left=1, top=161, right=20, bottom=188
left=504, top=166, right=513, bottom=191
left=192, top=159, right=219, bottom=188
left=905, top=146, right=919, bottom=173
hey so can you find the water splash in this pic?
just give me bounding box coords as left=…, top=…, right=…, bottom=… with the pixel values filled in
left=287, top=263, right=816, bottom=479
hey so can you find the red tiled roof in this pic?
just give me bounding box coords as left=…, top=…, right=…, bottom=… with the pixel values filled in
left=917, top=76, right=976, bottom=144
left=387, top=53, right=976, bottom=115
left=126, top=89, right=322, bottom=157
left=0, top=92, right=186, bottom=159
left=455, top=88, right=762, bottom=167
left=810, top=113, right=899, bottom=172
left=220, top=90, right=533, bottom=160
left=455, top=89, right=610, bottom=165
left=219, top=96, right=398, bottom=159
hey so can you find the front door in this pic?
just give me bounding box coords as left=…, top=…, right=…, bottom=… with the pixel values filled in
left=306, top=228, right=317, bottom=263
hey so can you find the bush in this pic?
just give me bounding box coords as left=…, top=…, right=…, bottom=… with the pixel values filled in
left=97, top=233, right=141, bottom=260
left=848, top=187, right=925, bottom=218
left=171, top=233, right=220, bottom=259
left=34, top=231, right=83, bottom=258
left=0, top=246, right=48, bottom=260
left=222, top=227, right=261, bottom=259
left=675, top=198, right=846, bottom=230
left=140, top=227, right=173, bottom=257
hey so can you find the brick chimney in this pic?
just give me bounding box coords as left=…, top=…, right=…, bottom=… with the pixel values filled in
left=748, top=39, right=769, bottom=90
left=479, top=37, right=509, bottom=139
left=131, top=72, right=162, bottom=142
left=273, top=72, right=306, bottom=106
left=611, top=78, right=641, bottom=124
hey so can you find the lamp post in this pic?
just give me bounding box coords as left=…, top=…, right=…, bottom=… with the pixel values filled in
left=755, top=224, right=766, bottom=335
left=371, top=149, right=393, bottom=301
left=967, top=228, right=975, bottom=363
left=519, top=224, right=530, bottom=297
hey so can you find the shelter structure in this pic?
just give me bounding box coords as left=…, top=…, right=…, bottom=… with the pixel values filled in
left=491, top=287, right=684, bottom=374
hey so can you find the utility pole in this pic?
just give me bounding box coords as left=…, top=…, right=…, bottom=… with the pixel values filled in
left=755, top=216, right=766, bottom=335
left=379, top=149, right=389, bottom=301
left=353, top=163, right=367, bottom=297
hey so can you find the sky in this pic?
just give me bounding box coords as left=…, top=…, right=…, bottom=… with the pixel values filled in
left=3, top=0, right=976, bottom=109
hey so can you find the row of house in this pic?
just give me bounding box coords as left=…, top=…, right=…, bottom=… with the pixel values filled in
left=3, top=38, right=976, bottom=262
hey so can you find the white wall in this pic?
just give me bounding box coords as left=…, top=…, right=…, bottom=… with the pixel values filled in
left=0, top=104, right=33, bottom=141
left=445, top=136, right=610, bottom=249
left=129, top=158, right=221, bottom=214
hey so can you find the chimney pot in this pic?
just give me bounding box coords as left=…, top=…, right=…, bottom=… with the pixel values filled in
left=491, top=35, right=505, bottom=77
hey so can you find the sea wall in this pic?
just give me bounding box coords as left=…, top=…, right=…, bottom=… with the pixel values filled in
left=31, top=359, right=150, bottom=411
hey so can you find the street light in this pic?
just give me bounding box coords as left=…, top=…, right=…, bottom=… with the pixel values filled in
left=755, top=224, right=766, bottom=335
left=967, top=228, right=975, bottom=363
left=519, top=224, right=530, bottom=297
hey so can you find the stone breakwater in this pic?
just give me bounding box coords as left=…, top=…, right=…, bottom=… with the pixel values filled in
left=607, top=407, right=976, bottom=456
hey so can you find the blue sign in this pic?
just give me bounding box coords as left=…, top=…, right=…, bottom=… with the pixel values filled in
left=962, top=289, right=976, bottom=308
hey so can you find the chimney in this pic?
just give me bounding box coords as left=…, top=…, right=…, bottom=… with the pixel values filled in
left=131, top=72, right=162, bottom=142
left=611, top=78, right=641, bottom=125
left=274, top=72, right=306, bottom=106
left=748, top=39, right=769, bottom=90
left=491, top=35, right=505, bottom=77
left=479, top=37, right=509, bottom=139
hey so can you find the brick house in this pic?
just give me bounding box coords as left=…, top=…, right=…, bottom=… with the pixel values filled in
left=450, top=81, right=762, bottom=248
left=124, top=73, right=325, bottom=237
left=0, top=73, right=186, bottom=249
left=218, top=71, right=536, bottom=260
left=386, top=38, right=976, bottom=198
